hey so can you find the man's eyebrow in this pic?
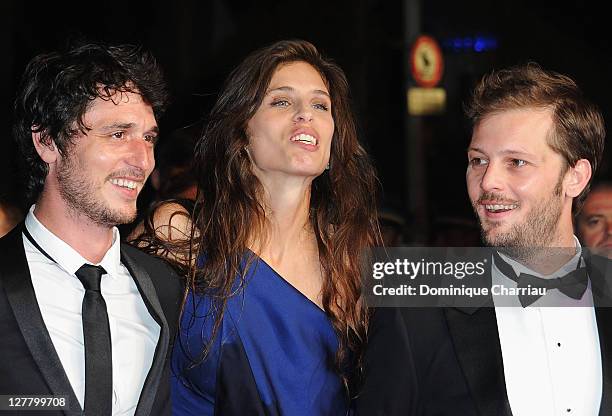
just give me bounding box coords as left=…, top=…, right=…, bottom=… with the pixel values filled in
left=467, top=147, right=535, bottom=157
left=497, top=149, right=535, bottom=157
left=99, top=122, right=136, bottom=131
left=99, top=123, right=159, bottom=134
left=584, top=214, right=605, bottom=219
left=266, top=86, right=331, bottom=98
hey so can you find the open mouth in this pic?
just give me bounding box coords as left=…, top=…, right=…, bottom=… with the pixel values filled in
left=110, top=178, right=138, bottom=190
left=290, top=133, right=317, bottom=146
left=483, top=203, right=518, bottom=214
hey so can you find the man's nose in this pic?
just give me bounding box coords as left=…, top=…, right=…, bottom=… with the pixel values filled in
left=480, top=162, right=505, bottom=192
left=127, top=138, right=155, bottom=174
left=605, top=218, right=612, bottom=236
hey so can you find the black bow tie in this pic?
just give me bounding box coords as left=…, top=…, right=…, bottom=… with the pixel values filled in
left=493, top=251, right=588, bottom=307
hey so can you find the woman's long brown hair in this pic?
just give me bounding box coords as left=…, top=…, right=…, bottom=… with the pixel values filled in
left=188, top=39, right=380, bottom=394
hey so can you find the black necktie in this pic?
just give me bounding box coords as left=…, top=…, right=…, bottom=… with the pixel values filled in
left=75, top=264, right=113, bottom=416
left=493, top=251, right=588, bottom=307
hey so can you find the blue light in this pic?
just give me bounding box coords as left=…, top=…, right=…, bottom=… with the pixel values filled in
left=441, top=35, right=498, bottom=53
left=474, top=39, right=485, bottom=52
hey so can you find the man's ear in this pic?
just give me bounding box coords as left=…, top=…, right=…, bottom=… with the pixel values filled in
left=564, top=159, right=592, bottom=198
left=32, top=131, right=59, bottom=164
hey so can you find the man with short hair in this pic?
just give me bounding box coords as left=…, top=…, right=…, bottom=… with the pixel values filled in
left=357, top=64, right=611, bottom=415
left=0, top=43, right=181, bottom=416
left=578, top=182, right=612, bottom=257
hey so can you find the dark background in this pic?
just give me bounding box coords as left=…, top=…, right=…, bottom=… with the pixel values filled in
left=2, top=0, right=610, bottom=243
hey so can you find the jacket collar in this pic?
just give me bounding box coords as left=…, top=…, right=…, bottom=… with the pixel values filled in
left=120, top=244, right=169, bottom=416
left=0, top=223, right=81, bottom=415
left=0, top=223, right=170, bottom=416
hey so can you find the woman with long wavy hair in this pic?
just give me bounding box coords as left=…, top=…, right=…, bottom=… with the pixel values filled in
left=171, top=39, right=380, bottom=415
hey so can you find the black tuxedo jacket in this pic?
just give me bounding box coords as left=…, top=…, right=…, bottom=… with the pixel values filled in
left=355, top=255, right=612, bottom=416
left=0, top=223, right=182, bottom=416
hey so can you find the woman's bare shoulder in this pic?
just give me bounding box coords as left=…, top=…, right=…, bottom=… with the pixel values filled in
left=130, top=201, right=194, bottom=243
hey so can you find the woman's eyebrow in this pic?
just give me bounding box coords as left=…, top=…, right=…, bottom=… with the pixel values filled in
left=266, top=86, right=330, bottom=98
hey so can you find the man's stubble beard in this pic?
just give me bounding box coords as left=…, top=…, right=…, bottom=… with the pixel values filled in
left=474, top=175, right=565, bottom=261
left=56, top=154, right=137, bottom=228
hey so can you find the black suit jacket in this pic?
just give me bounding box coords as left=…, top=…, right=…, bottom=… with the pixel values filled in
left=0, top=223, right=182, bottom=416
left=356, top=255, right=612, bottom=416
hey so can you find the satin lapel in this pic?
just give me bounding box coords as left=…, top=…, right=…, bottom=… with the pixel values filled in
left=445, top=307, right=513, bottom=416
left=596, top=307, right=612, bottom=415
left=591, top=254, right=612, bottom=415
left=120, top=245, right=169, bottom=416
left=588, top=253, right=612, bottom=307
left=0, top=224, right=81, bottom=415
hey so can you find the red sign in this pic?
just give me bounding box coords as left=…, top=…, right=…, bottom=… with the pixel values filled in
left=410, top=35, right=444, bottom=88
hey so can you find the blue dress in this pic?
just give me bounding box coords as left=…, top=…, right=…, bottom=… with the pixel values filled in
left=171, top=255, right=349, bottom=415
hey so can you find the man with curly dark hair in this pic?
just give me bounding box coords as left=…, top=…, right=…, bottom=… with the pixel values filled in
left=0, top=43, right=181, bottom=416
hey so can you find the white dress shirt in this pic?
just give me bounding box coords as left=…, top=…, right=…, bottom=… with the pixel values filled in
left=493, top=238, right=602, bottom=416
left=24, top=206, right=160, bottom=415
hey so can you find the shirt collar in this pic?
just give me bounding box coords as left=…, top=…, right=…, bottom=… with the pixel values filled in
left=25, top=205, right=122, bottom=278
left=497, top=236, right=583, bottom=279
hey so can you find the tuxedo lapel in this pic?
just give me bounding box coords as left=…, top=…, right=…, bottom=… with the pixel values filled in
left=445, top=307, right=513, bottom=416
left=587, top=253, right=612, bottom=307
left=0, top=224, right=81, bottom=415
left=590, top=253, right=612, bottom=415
left=120, top=245, right=169, bottom=416
left=595, top=306, right=612, bottom=415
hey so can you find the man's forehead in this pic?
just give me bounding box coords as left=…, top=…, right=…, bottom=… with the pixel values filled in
left=86, top=91, right=152, bottom=113
left=482, top=105, right=553, bottom=121
left=469, top=107, right=555, bottom=153
left=584, top=189, right=612, bottom=210
left=78, top=91, right=157, bottom=132
left=93, top=87, right=146, bottom=105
